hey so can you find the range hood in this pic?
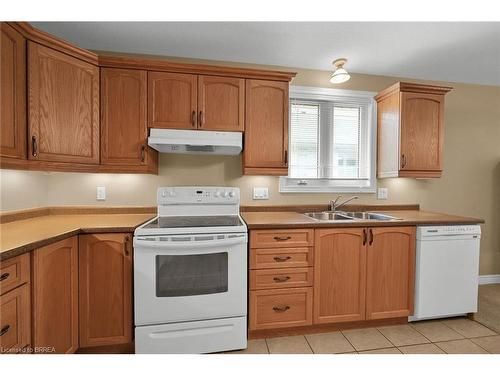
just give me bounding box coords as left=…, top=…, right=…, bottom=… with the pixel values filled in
left=148, top=129, right=242, bottom=155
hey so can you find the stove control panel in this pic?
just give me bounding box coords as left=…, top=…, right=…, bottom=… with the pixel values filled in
left=158, top=187, right=240, bottom=205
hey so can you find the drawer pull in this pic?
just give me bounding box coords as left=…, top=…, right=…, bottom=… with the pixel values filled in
left=273, top=236, right=291, bottom=241
left=273, top=256, right=291, bottom=262
left=273, top=306, right=290, bottom=313
left=0, top=272, right=9, bottom=282
left=273, top=276, right=291, bottom=282
left=0, top=325, right=10, bottom=337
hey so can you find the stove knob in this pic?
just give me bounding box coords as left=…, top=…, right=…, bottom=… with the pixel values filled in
left=228, top=191, right=235, bottom=198
left=214, top=191, right=221, bottom=198
left=161, top=190, right=167, bottom=198
left=222, top=191, right=228, bottom=198
left=169, top=190, right=176, bottom=197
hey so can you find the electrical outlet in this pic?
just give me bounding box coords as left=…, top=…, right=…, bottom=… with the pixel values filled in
left=377, top=187, right=388, bottom=200
left=253, top=187, right=269, bottom=200
left=96, top=186, right=106, bottom=201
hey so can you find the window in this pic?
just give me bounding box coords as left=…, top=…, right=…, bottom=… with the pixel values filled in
left=280, top=86, right=377, bottom=193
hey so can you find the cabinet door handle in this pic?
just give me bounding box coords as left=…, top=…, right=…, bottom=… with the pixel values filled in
left=362, top=229, right=367, bottom=245
left=273, top=236, right=291, bottom=241
left=140, top=145, right=146, bottom=163
left=124, top=235, right=130, bottom=256
left=273, top=276, right=291, bottom=283
left=401, top=154, right=407, bottom=169
left=32, top=135, right=38, bottom=157
left=273, top=306, right=290, bottom=313
left=192, top=110, right=196, bottom=127
left=284, top=150, right=288, bottom=166
left=199, top=111, right=203, bottom=127
left=369, top=229, right=374, bottom=245
left=0, top=272, right=10, bottom=282
left=273, top=256, right=291, bottom=262
left=0, top=325, right=10, bottom=337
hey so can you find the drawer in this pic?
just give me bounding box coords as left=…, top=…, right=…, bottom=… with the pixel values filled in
left=249, top=287, right=313, bottom=330
left=0, top=254, right=30, bottom=296
left=250, top=267, right=313, bottom=290
left=0, top=283, right=31, bottom=354
left=250, top=229, right=314, bottom=248
left=250, top=247, right=313, bottom=269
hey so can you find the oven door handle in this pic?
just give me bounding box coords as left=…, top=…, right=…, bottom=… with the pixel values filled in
left=134, top=236, right=247, bottom=250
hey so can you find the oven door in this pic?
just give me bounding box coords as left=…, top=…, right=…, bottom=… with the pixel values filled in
left=134, top=233, right=247, bottom=326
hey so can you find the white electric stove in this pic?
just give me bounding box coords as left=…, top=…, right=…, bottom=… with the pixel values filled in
left=133, top=187, right=248, bottom=354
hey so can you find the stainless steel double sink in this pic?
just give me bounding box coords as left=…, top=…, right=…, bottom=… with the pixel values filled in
left=304, top=211, right=401, bottom=222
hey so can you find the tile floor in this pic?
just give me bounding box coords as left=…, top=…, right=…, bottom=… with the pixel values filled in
left=227, top=317, right=499, bottom=354
left=226, top=285, right=500, bottom=355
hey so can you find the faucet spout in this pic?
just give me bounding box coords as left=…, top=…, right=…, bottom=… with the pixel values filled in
left=330, top=195, right=359, bottom=212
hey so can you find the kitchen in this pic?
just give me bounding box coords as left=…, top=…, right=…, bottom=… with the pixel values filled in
left=1, top=3, right=500, bottom=373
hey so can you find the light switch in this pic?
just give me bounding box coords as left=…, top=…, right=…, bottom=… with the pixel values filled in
left=253, top=187, right=269, bottom=200
left=96, top=186, right=106, bottom=201
left=377, top=187, right=388, bottom=200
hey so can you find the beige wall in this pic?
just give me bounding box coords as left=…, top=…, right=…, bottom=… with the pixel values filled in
left=1, top=62, right=499, bottom=275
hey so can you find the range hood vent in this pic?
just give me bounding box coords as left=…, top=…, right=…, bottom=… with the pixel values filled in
left=148, top=129, right=242, bottom=155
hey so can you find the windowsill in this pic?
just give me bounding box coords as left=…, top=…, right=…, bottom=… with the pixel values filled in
left=279, top=177, right=377, bottom=193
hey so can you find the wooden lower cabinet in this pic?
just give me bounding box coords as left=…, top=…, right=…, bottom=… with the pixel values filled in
left=314, top=228, right=367, bottom=324
left=0, top=284, right=31, bottom=354
left=366, top=227, right=416, bottom=320
left=249, top=287, right=313, bottom=330
left=78, top=233, right=133, bottom=347
left=32, top=236, right=79, bottom=354
left=248, top=226, right=417, bottom=334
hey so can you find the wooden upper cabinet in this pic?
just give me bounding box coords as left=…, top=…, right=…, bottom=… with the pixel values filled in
left=244, top=79, right=289, bottom=175
left=400, top=92, right=444, bottom=172
left=28, top=42, right=99, bottom=164
left=365, top=226, right=416, bottom=320
left=1, top=23, right=27, bottom=160
left=148, top=71, right=197, bottom=129
left=314, top=228, right=366, bottom=324
left=78, top=233, right=133, bottom=348
left=198, top=75, right=244, bottom=131
left=32, top=236, right=79, bottom=354
left=376, top=82, right=451, bottom=178
left=100, top=68, right=157, bottom=172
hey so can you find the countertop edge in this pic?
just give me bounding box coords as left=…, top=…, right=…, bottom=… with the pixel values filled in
left=0, top=222, right=149, bottom=262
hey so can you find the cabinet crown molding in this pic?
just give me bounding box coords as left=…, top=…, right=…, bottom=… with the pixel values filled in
left=375, top=81, right=453, bottom=102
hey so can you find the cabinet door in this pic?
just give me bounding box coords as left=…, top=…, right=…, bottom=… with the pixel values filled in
left=366, top=226, right=416, bottom=320
left=32, top=236, right=78, bottom=354
left=1, top=23, right=26, bottom=160
left=101, top=68, right=153, bottom=167
left=0, top=284, right=31, bottom=354
left=28, top=42, right=99, bottom=164
left=198, top=75, right=244, bottom=131
left=148, top=71, right=197, bottom=129
left=314, top=228, right=366, bottom=324
left=79, top=233, right=132, bottom=348
left=400, top=92, right=444, bottom=172
left=244, top=79, right=289, bottom=175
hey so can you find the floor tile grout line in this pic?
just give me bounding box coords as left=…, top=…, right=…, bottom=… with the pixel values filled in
left=302, top=335, right=315, bottom=354
left=469, top=337, right=495, bottom=354
left=410, top=323, right=464, bottom=343
left=339, top=330, right=357, bottom=353
left=264, top=338, right=270, bottom=354
left=374, top=326, right=397, bottom=348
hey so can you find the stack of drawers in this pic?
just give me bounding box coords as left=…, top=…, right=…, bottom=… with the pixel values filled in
left=0, top=253, right=31, bottom=353
left=249, top=229, right=314, bottom=331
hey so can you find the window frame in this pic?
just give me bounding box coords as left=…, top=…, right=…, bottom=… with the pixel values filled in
left=279, top=85, right=378, bottom=193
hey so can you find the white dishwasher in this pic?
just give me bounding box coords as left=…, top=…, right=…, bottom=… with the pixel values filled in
left=410, top=225, right=481, bottom=322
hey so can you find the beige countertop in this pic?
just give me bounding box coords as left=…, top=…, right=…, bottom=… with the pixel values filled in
left=0, top=213, right=155, bottom=261
left=241, top=210, right=484, bottom=229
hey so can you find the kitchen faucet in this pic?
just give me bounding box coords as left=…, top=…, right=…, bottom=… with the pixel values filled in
left=330, top=195, right=359, bottom=212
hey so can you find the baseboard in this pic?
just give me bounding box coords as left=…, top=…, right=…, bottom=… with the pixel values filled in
left=479, top=274, right=500, bottom=285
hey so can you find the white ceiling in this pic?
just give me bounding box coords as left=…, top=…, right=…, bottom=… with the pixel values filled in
left=32, top=22, right=500, bottom=86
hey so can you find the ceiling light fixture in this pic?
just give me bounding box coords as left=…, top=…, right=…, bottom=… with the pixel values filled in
left=330, top=58, right=350, bottom=84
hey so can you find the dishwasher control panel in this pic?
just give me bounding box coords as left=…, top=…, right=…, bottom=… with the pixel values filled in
left=418, top=225, right=481, bottom=238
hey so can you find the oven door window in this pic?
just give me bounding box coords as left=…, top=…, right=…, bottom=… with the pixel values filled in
left=155, top=253, right=228, bottom=297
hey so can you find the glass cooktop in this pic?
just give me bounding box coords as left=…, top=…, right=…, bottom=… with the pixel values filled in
left=143, top=215, right=244, bottom=229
